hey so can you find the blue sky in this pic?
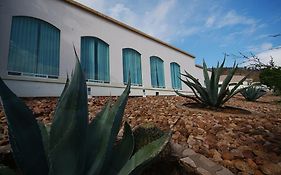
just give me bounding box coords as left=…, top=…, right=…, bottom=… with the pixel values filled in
left=77, top=0, right=281, bottom=67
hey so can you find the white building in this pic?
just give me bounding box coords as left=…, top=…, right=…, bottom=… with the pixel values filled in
left=0, top=0, right=204, bottom=97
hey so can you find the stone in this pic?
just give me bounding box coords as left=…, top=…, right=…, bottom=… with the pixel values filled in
left=0, top=144, right=11, bottom=153
left=242, top=150, right=255, bottom=159
left=253, top=170, right=264, bottom=175
left=197, top=167, right=211, bottom=175
left=170, top=142, right=184, bottom=157
left=260, top=163, right=281, bottom=175
left=216, top=167, right=234, bottom=175
left=247, top=159, right=258, bottom=169
left=213, top=150, right=223, bottom=162
left=234, top=160, right=254, bottom=174
left=230, top=149, right=244, bottom=159
left=180, top=157, right=197, bottom=173
left=222, top=152, right=234, bottom=160
left=182, top=148, right=196, bottom=157
left=198, top=155, right=217, bottom=168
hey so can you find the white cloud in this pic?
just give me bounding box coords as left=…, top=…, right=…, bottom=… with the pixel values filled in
left=257, top=47, right=281, bottom=66
left=205, top=16, right=216, bottom=27
left=108, top=3, right=137, bottom=25
left=247, top=42, right=273, bottom=52
left=75, top=0, right=196, bottom=42
left=218, top=10, right=256, bottom=28
left=261, top=43, right=273, bottom=51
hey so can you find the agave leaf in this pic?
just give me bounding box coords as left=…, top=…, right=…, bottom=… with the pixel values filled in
left=85, top=101, right=111, bottom=175
left=212, top=59, right=226, bottom=105
left=58, top=74, right=70, bottom=103
left=215, top=58, right=225, bottom=85
left=103, top=122, right=134, bottom=175
left=49, top=48, right=88, bottom=175
left=0, top=165, right=17, bottom=175
left=85, top=82, right=131, bottom=175
left=217, top=63, right=237, bottom=103
left=208, top=68, right=217, bottom=106
left=181, top=70, right=202, bottom=86
left=180, top=78, right=209, bottom=103
left=175, top=90, right=202, bottom=104
left=118, top=132, right=171, bottom=175
left=202, top=59, right=210, bottom=91
left=178, top=78, right=204, bottom=103
left=37, top=121, right=49, bottom=162
left=0, top=78, right=48, bottom=175
left=222, top=74, right=250, bottom=104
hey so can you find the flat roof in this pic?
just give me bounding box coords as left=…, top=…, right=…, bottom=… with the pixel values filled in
left=64, top=0, right=195, bottom=58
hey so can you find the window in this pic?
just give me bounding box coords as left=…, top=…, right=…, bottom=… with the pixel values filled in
left=81, top=36, right=109, bottom=83
left=8, top=16, right=60, bottom=78
left=122, top=48, right=142, bottom=86
left=150, top=56, right=165, bottom=88
left=170, top=62, right=182, bottom=90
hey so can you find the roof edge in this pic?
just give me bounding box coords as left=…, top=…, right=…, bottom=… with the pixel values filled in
left=64, top=0, right=196, bottom=59
left=195, top=64, right=203, bottom=69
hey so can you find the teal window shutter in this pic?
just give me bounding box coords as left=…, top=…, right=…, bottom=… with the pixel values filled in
left=170, top=62, right=182, bottom=90
left=150, top=56, right=165, bottom=88
left=81, top=37, right=110, bottom=83
left=122, top=48, right=142, bottom=86
left=8, top=16, right=60, bottom=78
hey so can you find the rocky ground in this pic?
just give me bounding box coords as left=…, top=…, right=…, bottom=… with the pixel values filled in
left=1, top=94, right=281, bottom=175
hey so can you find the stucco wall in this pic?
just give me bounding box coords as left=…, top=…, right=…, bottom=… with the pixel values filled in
left=0, top=0, right=200, bottom=97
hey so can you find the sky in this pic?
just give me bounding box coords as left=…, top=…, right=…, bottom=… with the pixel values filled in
left=76, top=0, right=281, bottom=67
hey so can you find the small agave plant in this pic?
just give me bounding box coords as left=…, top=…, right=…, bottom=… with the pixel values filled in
left=240, top=85, right=267, bottom=101
left=0, top=49, right=170, bottom=175
left=176, top=58, right=249, bottom=108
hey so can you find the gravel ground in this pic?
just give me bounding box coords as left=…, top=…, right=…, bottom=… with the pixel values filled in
left=1, top=94, right=281, bottom=174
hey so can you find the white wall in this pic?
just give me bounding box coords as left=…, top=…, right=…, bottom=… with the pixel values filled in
left=0, top=0, right=200, bottom=97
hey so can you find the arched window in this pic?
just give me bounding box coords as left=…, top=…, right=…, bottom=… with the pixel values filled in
left=81, top=36, right=109, bottom=83
left=170, top=62, right=182, bottom=90
left=122, top=48, right=142, bottom=86
left=8, top=16, right=60, bottom=78
left=150, top=56, right=165, bottom=88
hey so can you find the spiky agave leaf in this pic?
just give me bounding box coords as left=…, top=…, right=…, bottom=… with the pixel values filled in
left=0, top=78, right=49, bottom=175
left=178, top=58, right=249, bottom=108
left=118, top=132, right=171, bottom=175
left=103, top=122, right=134, bottom=175
left=241, top=86, right=266, bottom=101
left=221, top=74, right=250, bottom=105
left=85, top=80, right=131, bottom=175
left=49, top=47, right=88, bottom=175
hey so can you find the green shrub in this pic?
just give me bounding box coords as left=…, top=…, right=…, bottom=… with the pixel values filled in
left=176, top=59, right=248, bottom=108
left=240, top=86, right=266, bottom=101
left=259, top=67, right=281, bottom=95
left=0, top=49, right=170, bottom=175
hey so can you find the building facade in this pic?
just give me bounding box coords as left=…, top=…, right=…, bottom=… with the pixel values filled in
left=0, top=0, right=204, bottom=97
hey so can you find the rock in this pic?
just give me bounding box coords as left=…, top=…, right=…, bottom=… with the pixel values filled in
left=260, top=163, right=281, bottom=175
left=170, top=142, right=184, bottom=157
left=197, top=167, right=211, bottom=175
left=253, top=170, right=264, bottom=175
left=222, top=152, right=234, bottom=160
left=187, top=135, right=196, bottom=147
left=242, top=150, right=255, bottom=159
left=0, top=144, right=11, bottom=153
left=230, top=149, right=244, bottom=159
left=216, top=167, right=234, bottom=175
left=213, top=150, right=223, bottom=162
left=180, top=157, right=197, bottom=172
left=182, top=148, right=196, bottom=157
left=247, top=159, right=258, bottom=169
left=234, top=160, right=254, bottom=174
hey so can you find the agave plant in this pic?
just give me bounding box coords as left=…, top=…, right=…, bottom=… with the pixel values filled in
left=176, top=58, right=249, bottom=108
left=240, top=85, right=267, bottom=101
left=0, top=49, right=170, bottom=175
